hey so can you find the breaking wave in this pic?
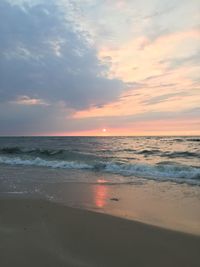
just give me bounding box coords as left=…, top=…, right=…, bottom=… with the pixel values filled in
left=0, top=156, right=92, bottom=170
left=0, top=155, right=200, bottom=185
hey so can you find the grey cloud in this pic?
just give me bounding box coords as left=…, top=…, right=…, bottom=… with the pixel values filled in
left=142, top=92, right=188, bottom=106
left=1, top=100, right=199, bottom=135
left=0, top=102, right=70, bottom=135
left=77, top=107, right=200, bottom=130
left=0, top=0, right=125, bottom=110
left=143, top=73, right=169, bottom=81
left=159, top=51, right=200, bottom=70
left=143, top=5, right=175, bottom=20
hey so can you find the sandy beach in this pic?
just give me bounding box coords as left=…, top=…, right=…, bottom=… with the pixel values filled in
left=0, top=198, right=199, bottom=267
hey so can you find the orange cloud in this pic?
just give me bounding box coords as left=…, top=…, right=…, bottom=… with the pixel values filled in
left=99, top=28, right=200, bottom=82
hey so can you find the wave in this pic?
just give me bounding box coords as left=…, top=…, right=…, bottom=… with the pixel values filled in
left=0, top=146, right=101, bottom=162
left=162, top=137, right=200, bottom=142
left=0, top=147, right=65, bottom=156
left=186, top=138, right=200, bottom=142
left=105, top=162, right=200, bottom=182
left=0, top=146, right=138, bottom=155
left=173, top=138, right=184, bottom=142
left=133, top=149, right=200, bottom=158
left=0, top=156, right=92, bottom=170
left=162, top=151, right=200, bottom=158
left=1, top=146, right=199, bottom=160
left=0, top=156, right=200, bottom=185
left=136, top=149, right=161, bottom=155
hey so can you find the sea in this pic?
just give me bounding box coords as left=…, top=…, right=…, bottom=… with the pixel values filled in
left=0, top=136, right=200, bottom=186
left=1, top=136, right=200, bottom=233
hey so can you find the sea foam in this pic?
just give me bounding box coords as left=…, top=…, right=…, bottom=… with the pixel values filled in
left=0, top=156, right=92, bottom=170
left=0, top=155, right=200, bottom=185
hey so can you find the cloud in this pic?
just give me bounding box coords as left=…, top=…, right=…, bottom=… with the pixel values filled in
left=143, top=5, right=175, bottom=19
left=159, top=50, right=200, bottom=70
left=142, top=92, right=188, bottom=105
left=0, top=0, right=124, bottom=110
left=0, top=102, right=65, bottom=135
left=11, top=95, right=48, bottom=106
left=0, top=0, right=199, bottom=136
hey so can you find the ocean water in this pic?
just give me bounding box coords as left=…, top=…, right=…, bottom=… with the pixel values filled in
left=0, top=136, right=200, bottom=186
left=1, top=136, right=200, bottom=235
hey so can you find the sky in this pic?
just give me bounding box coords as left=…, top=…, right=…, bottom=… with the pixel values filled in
left=0, top=0, right=199, bottom=136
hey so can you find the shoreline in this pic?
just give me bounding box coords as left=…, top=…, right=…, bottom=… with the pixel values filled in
left=0, top=197, right=200, bottom=267
left=1, top=164, right=200, bottom=236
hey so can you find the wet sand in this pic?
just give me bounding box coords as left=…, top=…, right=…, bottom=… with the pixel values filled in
left=2, top=165, right=200, bottom=235
left=0, top=198, right=200, bottom=267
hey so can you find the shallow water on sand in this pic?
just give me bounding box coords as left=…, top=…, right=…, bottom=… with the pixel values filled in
left=0, top=164, right=200, bottom=235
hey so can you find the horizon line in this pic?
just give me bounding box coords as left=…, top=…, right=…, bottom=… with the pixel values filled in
left=0, top=135, right=200, bottom=138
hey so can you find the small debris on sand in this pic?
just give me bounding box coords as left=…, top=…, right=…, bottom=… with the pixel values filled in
left=110, top=198, right=119, bottom=201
